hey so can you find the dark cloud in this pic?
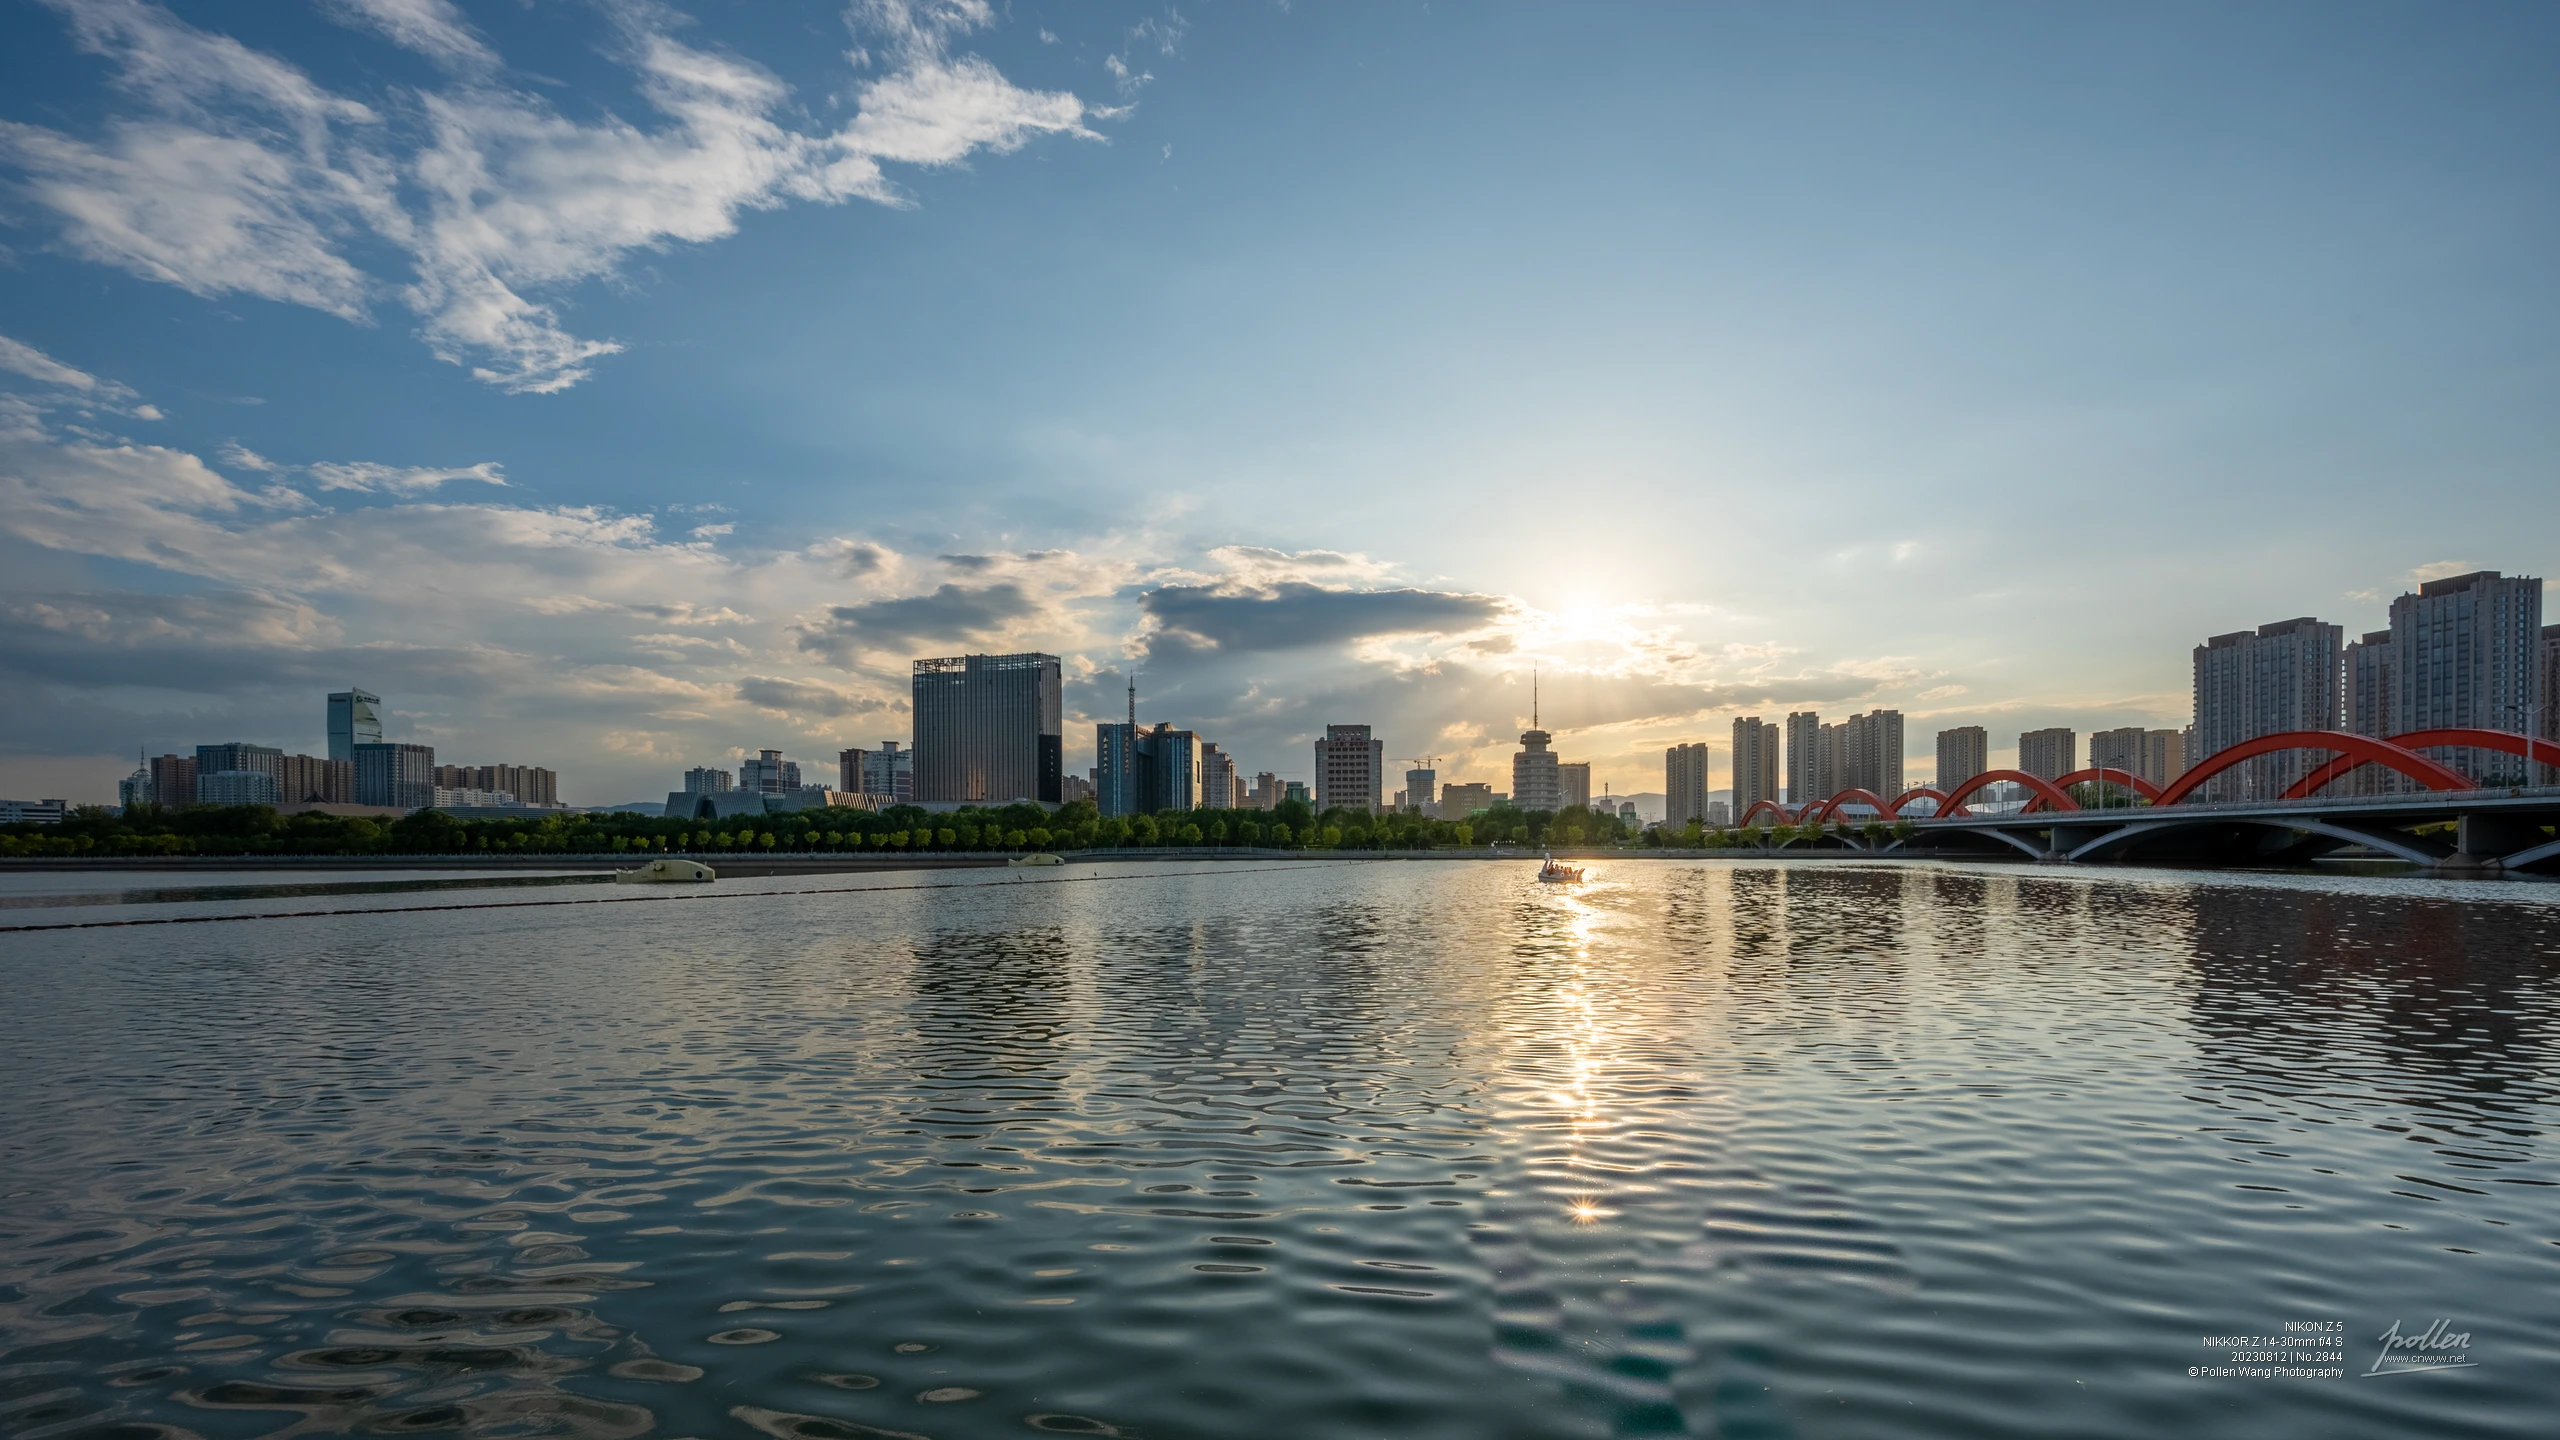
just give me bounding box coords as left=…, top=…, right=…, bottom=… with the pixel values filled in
left=736, top=675, right=890, bottom=717
left=938, top=553, right=996, bottom=572
left=796, top=582, right=1040, bottom=662
left=1140, top=583, right=1508, bottom=657
left=810, top=539, right=889, bottom=577
left=0, top=589, right=510, bottom=698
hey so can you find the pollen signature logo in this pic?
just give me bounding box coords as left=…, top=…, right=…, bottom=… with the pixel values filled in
left=2364, top=1319, right=2476, bottom=1377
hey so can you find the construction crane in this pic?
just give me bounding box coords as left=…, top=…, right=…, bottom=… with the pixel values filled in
left=1393, top=757, right=1443, bottom=813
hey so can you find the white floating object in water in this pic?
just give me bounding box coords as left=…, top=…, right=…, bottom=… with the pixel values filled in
left=616, top=857, right=717, bottom=884
left=1007, top=853, right=1065, bottom=867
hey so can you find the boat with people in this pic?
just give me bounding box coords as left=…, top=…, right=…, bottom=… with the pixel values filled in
left=1537, top=854, right=1585, bottom=884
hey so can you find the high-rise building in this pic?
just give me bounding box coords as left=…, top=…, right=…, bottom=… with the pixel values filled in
left=1099, top=718, right=1200, bottom=814
left=2192, top=616, right=2344, bottom=799
left=1558, top=761, right=1591, bottom=811
left=2387, top=570, right=2544, bottom=784
left=119, top=758, right=152, bottom=810
left=197, top=770, right=279, bottom=806
left=913, top=653, right=1063, bottom=804
left=739, top=749, right=801, bottom=794
left=2086, top=727, right=2185, bottom=790
left=1842, top=709, right=1904, bottom=797
left=352, top=742, right=435, bottom=809
left=1935, top=727, right=1987, bottom=793
left=1665, top=743, right=1712, bottom=828
left=1403, top=766, right=1436, bottom=813
left=1202, top=743, right=1239, bottom=810
left=194, top=743, right=282, bottom=803
left=2017, top=728, right=2076, bottom=783
left=327, top=688, right=382, bottom=764
left=1062, top=774, right=1095, bottom=804
left=2345, top=630, right=2395, bottom=738
left=1138, top=724, right=1201, bottom=811
left=1511, top=727, right=1559, bottom=812
left=148, top=753, right=196, bottom=807
left=1316, top=723, right=1384, bottom=814
left=1248, top=772, right=1281, bottom=809
left=2081, top=727, right=2186, bottom=790
left=278, top=753, right=354, bottom=804
left=1283, top=780, right=1312, bottom=806
left=857, top=741, right=912, bottom=802
left=2144, top=729, right=2186, bottom=786
left=1439, top=781, right=1496, bottom=817
left=688, top=766, right=736, bottom=795
left=1731, top=716, right=1780, bottom=816
left=2543, top=624, right=2560, bottom=744
left=1095, top=723, right=1139, bottom=816
left=1783, top=711, right=1824, bottom=804
left=2087, top=727, right=2142, bottom=777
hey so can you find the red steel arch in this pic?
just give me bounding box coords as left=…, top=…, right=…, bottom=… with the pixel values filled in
left=2052, top=766, right=2163, bottom=802
left=1796, top=787, right=1953, bottom=823
left=1939, top=768, right=2081, bottom=818
left=2282, top=728, right=2560, bottom=798
left=1805, top=788, right=1892, bottom=824
left=1737, top=799, right=1797, bottom=828
left=2155, top=731, right=2471, bottom=807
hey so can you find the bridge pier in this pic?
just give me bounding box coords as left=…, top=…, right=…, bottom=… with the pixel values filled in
left=2043, top=823, right=2104, bottom=861
left=2450, top=813, right=2551, bottom=870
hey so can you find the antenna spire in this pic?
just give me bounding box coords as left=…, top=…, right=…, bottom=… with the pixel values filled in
left=1127, top=672, right=1136, bottom=730
left=1533, top=668, right=1539, bottom=729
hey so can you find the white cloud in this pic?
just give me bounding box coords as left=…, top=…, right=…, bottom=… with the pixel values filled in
left=0, top=355, right=1814, bottom=803
left=319, top=0, right=497, bottom=72
left=1, top=0, right=1102, bottom=393
left=305, top=460, right=508, bottom=494
left=0, top=334, right=128, bottom=396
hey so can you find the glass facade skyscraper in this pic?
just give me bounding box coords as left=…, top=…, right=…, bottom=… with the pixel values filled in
left=912, top=653, right=1062, bottom=804
left=328, top=689, right=382, bottom=763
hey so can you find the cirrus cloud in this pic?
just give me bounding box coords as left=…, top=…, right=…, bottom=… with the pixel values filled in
left=2, top=0, right=1105, bottom=393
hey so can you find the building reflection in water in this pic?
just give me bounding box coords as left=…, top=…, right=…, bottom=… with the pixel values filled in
left=2176, top=882, right=2560, bottom=1182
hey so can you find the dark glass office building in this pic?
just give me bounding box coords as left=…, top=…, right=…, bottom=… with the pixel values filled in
left=912, top=653, right=1062, bottom=804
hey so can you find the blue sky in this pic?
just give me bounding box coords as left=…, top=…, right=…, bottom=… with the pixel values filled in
left=3, top=0, right=2556, bottom=803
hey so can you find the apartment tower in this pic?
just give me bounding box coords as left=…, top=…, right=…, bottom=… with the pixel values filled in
left=1665, top=743, right=1712, bottom=829
left=1731, top=716, right=1780, bottom=818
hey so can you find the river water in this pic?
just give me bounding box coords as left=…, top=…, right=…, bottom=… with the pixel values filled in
left=1, top=859, right=2554, bottom=1438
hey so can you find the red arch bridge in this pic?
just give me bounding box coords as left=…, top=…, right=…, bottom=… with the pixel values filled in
left=1733, top=729, right=2560, bottom=872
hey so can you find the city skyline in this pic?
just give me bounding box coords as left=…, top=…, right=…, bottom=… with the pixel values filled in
left=4, top=3, right=2558, bottom=804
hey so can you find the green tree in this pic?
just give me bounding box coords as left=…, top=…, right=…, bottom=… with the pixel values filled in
left=1271, top=822, right=1293, bottom=846
left=1027, top=827, right=1051, bottom=848
left=1180, top=823, right=1203, bottom=845
left=1005, top=828, right=1028, bottom=848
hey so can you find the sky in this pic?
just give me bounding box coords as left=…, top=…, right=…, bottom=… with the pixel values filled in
left=2, top=0, right=2557, bottom=806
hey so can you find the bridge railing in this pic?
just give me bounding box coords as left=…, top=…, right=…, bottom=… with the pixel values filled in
left=1911, top=780, right=2560, bottom=824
